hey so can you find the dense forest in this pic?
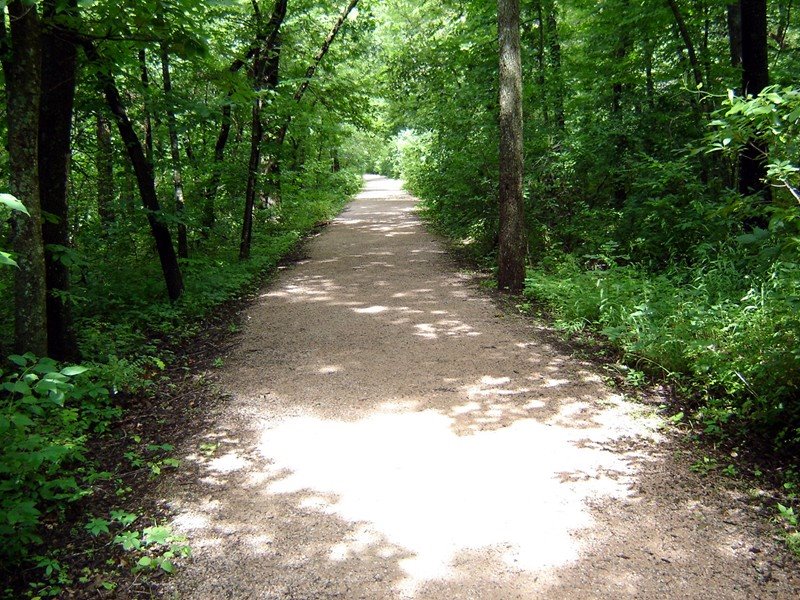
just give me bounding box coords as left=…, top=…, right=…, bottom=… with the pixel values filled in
left=1, top=0, right=800, bottom=595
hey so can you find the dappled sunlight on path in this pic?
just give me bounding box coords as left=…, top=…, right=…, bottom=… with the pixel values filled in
left=166, top=176, right=799, bottom=599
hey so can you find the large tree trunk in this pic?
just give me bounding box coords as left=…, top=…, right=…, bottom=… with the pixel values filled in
left=161, top=42, right=188, bottom=258
left=39, top=0, right=80, bottom=361
left=497, top=0, right=526, bottom=293
left=83, top=41, right=184, bottom=301
left=738, top=0, right=770, bottom=210
left=2, top=2, right=48, bottom=356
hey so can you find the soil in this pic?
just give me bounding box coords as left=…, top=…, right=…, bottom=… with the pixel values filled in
left=161, top=176, right=800, bottom=599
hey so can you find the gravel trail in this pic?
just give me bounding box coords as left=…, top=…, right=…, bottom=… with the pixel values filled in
left=166, top=176, right=799, bottom=599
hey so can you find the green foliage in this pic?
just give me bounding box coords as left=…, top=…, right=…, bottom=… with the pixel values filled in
left=0, top=354, right=119, bottom=566
left=523, top=253, right=800, bottom=444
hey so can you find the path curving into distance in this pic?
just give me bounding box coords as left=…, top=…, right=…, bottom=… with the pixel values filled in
left=165, top=176, right=799, bottom=598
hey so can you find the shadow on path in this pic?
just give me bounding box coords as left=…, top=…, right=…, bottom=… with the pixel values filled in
left=165, top=176, right=799, bottom=599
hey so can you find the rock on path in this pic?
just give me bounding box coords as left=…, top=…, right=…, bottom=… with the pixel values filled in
left=165, top=176, right=799, bottom=599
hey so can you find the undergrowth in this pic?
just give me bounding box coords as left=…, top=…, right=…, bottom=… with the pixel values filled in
left=0, top=174, right=359, bottom=595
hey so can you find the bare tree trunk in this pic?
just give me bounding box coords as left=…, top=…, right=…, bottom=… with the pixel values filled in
left=739, top=0, right=771, bottom=218
left=83, top=41, right=184, bottom=301
left=160, top=42, right=188, bottom=258
left=497, top=0, right=526, bottom=293
left=39, top=0, right=80, bottom=361
left=2, top=1, right=48, bottom=356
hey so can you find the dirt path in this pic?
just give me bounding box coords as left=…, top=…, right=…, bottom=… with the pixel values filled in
left=165, top=176, right=799, bottom=599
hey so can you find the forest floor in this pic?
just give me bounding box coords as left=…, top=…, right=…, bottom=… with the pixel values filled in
left=159, top=176, right=800, bottom=598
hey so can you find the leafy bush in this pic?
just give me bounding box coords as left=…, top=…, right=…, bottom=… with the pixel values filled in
left=0, top=354, right=119, bottom=565
left=524, top=252, right=800, bottom=444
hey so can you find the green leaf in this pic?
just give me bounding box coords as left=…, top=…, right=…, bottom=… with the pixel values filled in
left=85, top=517, right=110, bottom=537
left=0, top=193, right=29, bottom=216
left=61, top=365, right=89, bottom=377
left=0, top=251, right=18, bottom=267
left=8, top=354, right=29, bottom=367
left=10, top=413, right=34, bottom=429
left=137, top=556, right=153, bottom=567
left=160, top=559, right=175, bottom=573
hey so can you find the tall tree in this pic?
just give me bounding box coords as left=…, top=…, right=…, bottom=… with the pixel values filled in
left=738, top=0, right=770, bottom=207
left=2, top=2, right=48, bottom=356
left=497, top=0, right=526, bottom=293
left=161, top=40, right=188, bottom=258
left=82, top=41, right=185, bottom=301
left=39, top=0, right=80, bottom=361
left=240, top=0, right=360, bottom=260
left=240, top=0, right=288, bottom=261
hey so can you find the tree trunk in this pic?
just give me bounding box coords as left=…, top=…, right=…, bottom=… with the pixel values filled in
left=240, top=97, right=263, bottom=260
left=39, top=0, right=80, bottom=361
left=2, top=1, right=48, bottom=356
left=83, top=41, right=184, bottom=301
left=244, top=0, right=360, bottom=253
left=238, top=0, right=288, bottom=260
left=738, top=0, right=770, bottom=209
left=139, top=48, right=154, bottom=164
left=161, top=42, right=188, bottom=258
left=497, top=0, right=526, bottom=293
left=96, top=112, right=116, bottom=230
left=666, top=0, right=704, bottom=90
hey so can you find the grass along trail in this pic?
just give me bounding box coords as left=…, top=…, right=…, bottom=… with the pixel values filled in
left=162, top=176, right=799, bottom=598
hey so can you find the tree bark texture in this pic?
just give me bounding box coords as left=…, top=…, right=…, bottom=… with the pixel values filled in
left=161, top=42, right=188, bottom=258
left=39, top=0, right=80, bottom=361
left=738, top=0, right=770, bottom=205
left=83, top=41, right=184, bottom=301
left=497, top=0, right=526, bottom=293
left=3, top=1, right=49, bottom=356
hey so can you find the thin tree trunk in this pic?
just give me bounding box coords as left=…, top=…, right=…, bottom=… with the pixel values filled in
left=239, top=0, right=288, bottom=260
left=39, top=0, right=80, bottom=361
left=240, top=99, right=262, bottom=260
left=160, top=42, right=188, bottom=258
left=83, top=41, right=184, bottom=301
left=241, top=0, right=357, bottom=259
left=250, top=0, right=360, bottom=217
left=497, top=0, right=526, bottom=293
left=96, top=112, right=116, bottom=230
left=3, top=1, right=48, bottom=356
left=666, top=0, right=704, bottom=90
left=139, top=49, right=154, bottom=164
